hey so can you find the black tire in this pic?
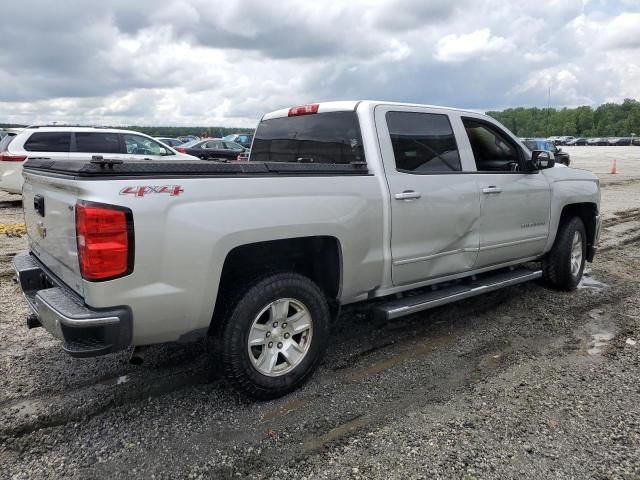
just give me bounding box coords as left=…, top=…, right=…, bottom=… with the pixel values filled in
left=216, top=272, right=330, bottom=400
left=542, top=216, right=586, bottom=291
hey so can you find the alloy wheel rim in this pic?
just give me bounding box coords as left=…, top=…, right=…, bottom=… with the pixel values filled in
left=570, top=231, right=583, bottom=277
left=247, top=298, right=313, bottom=377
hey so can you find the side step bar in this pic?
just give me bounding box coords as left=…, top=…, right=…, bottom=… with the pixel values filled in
left=373, top=268, right=542, bottom=321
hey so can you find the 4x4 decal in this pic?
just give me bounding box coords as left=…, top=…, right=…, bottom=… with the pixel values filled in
left=119, top=185, right=184, bottom=197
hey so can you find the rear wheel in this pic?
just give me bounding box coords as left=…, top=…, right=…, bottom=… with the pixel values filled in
left=543, top=216, right=586, bottom=290
left=216, top=272, right=330, bottom=400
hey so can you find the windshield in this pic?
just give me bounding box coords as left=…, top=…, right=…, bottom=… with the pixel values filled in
left=180, top=140, right=201, bottom=148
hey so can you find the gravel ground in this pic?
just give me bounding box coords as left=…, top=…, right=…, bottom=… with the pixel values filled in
left=1, top=150, right=639, bottom=479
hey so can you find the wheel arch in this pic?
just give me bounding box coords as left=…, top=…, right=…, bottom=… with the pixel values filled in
left=209, top=236, right=342, bottom=335
left=547, top=202, right=598, bottom=261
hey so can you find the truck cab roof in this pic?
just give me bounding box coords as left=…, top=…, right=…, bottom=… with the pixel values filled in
left=262, top=100, right=484, bottom=121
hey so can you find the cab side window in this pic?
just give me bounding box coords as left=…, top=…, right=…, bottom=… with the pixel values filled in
left=386, top=111, right=461, bottom=173
left=462, top=119, right=520, bottom=172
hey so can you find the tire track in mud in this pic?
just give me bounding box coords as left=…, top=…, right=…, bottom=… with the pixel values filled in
left=1, top=270, right=627, bottom=444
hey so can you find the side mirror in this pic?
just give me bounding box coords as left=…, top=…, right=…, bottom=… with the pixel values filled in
left=529, top=150, right=555, bottom=171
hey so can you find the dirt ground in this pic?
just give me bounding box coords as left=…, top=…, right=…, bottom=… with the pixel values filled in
left=1, top=150, right=639, bottom=479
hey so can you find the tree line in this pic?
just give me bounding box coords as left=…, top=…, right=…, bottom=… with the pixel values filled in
left=4, top=98, right=640, bottom=139
left=486, top=99, right=640, bottom=138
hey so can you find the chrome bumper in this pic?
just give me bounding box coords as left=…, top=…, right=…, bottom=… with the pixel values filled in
left=12, top=252, right=132, bottom=357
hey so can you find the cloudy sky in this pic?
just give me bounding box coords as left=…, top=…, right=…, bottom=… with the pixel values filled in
left=1, top=0, right=639, bottom=127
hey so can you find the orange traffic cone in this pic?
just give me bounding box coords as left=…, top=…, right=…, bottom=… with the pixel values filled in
left=610, top=159, right=618, bottom=174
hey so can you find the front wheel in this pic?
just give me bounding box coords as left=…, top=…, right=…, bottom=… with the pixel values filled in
left=216, top=272, right=330, bottom=400
left=543, top=216, right=586, bottom=290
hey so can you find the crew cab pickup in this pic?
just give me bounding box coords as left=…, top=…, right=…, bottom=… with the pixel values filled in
left=14, top=101, right=601, bottom=399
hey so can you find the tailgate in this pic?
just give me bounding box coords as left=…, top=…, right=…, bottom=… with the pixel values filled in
left=22, top=172, right=84, bottom=296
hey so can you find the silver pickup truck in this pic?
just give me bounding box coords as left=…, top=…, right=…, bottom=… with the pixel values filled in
left=14, top=101, right=601, bottom=399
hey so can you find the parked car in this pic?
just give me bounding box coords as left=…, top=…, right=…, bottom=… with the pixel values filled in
left=0, top=126, right=196, bottom=194
left=607, top=137, right=632, bottom=146
left=236, top=150, right=250, bottom=162
left=566, top=137, right=587, bottom=146
left=222, top=133, right=254, bottom=149
left=175, top=138, right=246, bottom=161
left=522, top=138, right=570, bottom=166
left=0, top=128, right=23, bottom=140
left=155, top=137, right=184, bottom=147
left=556, top=136, right=575, bottom=145
left=14, top=100, right=601, bottom=399
left=177, top=135, right=199, bottom=143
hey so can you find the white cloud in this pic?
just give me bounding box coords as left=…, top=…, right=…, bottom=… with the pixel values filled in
left=434, top=29, right=512, bottom=63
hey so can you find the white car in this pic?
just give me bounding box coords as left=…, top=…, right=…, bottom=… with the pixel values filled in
left=0, top=126, right=197, bottom=194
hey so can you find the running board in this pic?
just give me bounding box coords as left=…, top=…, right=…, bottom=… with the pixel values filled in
left=373, top=268, right=542, bottom=321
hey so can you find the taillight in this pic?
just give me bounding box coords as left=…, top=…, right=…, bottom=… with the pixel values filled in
left=0, top=152, right=27, bottom=162
left=175, top=147, right=187, bottom=153
left=75, top=201, right=134, bottom=281
left=288, top=104, right=319, bottom=116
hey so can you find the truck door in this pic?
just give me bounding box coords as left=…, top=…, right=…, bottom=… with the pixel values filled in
left=374, top=105, right=481, bottom=287
left=458, top=116, right=551, bottom=268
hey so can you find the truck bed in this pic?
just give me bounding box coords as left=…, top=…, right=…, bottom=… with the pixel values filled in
left=22, top=158, right=370, bottom=178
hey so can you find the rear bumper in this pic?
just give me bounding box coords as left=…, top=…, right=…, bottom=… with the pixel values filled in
left=12, top=252, right=132, bottom=357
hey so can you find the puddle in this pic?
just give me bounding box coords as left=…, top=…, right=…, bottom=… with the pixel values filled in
left=3, top=398, right=43, bottom=416
left=587, top=330, right=614, bottom=355
left=581, top=309, right=616, bottom=356
left=578, top=270, right=607, bottom=290
left=98, top=375, right=130, bottom=386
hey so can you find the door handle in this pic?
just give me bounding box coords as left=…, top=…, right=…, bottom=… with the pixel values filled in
left=394, top=190, right=422, bottom=201
left=482, top=186, right=502, bottom=194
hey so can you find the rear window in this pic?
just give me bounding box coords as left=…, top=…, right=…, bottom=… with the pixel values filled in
left=75, top=132, right=121, bottom=154
left=24, top=132, right=71, bottom=152
left=251, top=112, right=365, bottom=164
left=0, top=135, right=14, bottom=151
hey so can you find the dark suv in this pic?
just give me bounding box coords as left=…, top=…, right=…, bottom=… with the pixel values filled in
left=222, top=133, right=254, bottom=149
left=522, top=138, right=570, bottom=166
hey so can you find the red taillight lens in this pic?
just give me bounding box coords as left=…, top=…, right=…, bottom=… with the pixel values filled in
left=288, top=103, right=319, bottom=116
left=76, top=202, right=133, bottom=281
left=0, top=152, right=27, bottom=162
left=175, top=147, right=187, bottom=153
